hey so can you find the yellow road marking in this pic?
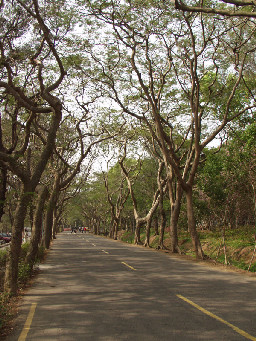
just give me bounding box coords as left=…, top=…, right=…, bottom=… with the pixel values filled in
left=18, top=303, right=37, bottom=341
left=102, top=250, right=109, bottom=254
left=177, top=294, right=256, bottom=341
left=121, top=262, right=136, bottom=271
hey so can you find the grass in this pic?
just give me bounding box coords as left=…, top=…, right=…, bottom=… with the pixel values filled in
left=120, top=230, right=135, bottom=244
left=118, top=226, right=256, bottom=272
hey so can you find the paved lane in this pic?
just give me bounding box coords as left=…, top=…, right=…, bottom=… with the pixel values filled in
left=5, top=232, right=256, bottom=340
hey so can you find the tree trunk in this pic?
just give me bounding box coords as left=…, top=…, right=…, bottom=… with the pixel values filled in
left=25, top=186, right=48, bottom=271
left=113, top=218, right=119, bottom=240
left=44, top=193, right=55, bottom=249
left=109, top=217, right=114, bottom=238
left=154, top=217, right=159, bottom=236
left=169, top=183, right=183, bottom=253
left=134, top=220, right=143, bottom=244
left=157, top=162, right=166, bottom=249
left=158, top=204, right=166, bottom=249
left=4, top=187, right=33, bottom=294
left=52, top=208, right=58, bottom=239
left=44, top=174, right=60, bottom=248
left=186, top=187, right=204, bottom=259
left=0, top=165, right=7, bottom=222
left=93, top=218, right=97, bottom=234
left=144, top=215, right=153, bottom=247
left=169, top=208, right=180, bottom=252
left=96, top=219, right=100, bottom=235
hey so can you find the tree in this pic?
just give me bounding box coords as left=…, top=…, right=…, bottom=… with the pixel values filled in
left=0, top=165, right=7, bottom=222
left=175, top=0, right=256, bottom=18
left=81, top=0, right=256, bottom=257
left=79, top=174, right=111, bottom=234
left=42, top=111, right=113, bottom=248
left=0, top=0, right=69, bottom=294
left=119, top=143, right=164, bottom=245
left=103, top=162, right=130, bottom=239
left=197, top=121, right=255, bottom=230
left=25, top=185, right=49, bottom=271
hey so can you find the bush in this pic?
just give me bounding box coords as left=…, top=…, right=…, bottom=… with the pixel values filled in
left=0, top=249, right=7, bottom=267
left=0, top=292, right=11, bottom=330
left=36, top=245, right=46, bottom=263
left=120, top=231, right=134, bottom=244
left=20, top=242, right=30, bottom=260
left=18, top=262, right=31, bottom=284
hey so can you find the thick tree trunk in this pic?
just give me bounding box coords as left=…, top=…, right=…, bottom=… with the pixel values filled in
left=113, top=218, right=119, bottom=240
left=154, top=217, right=159, bottom=236
left=93, top=218, right=97, bottom=234
left=109, top=217, right=114, bottom=238
left=169, top=183, right=183, bottom=253
left=144, top=216, right=153, bottom=247
left=158, top=206, right=166, bottom=249
left=44, top=194, right=55, bottom=249
left=0, top=165, right=7, bottom=222
left=157, top=162, right=166, bottom=249
left=25, top=186, right=48, bottom=271
left=186, top=187, right=204, bottom=259
left=4, top=187, right=33, bottom=294
left=134, top=221, right=143, bottom=244
left=44, top=174, right=60, bottom=248
left=96, top=219, right=100, bottom=235
left=166, top=174, right=183, bottom=253
left=52, top=208, right=58, bottom=239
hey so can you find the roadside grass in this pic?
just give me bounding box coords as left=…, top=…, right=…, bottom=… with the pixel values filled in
left=0, top=243, right=46, bottom=335
left=199, top=227, right=256, bottom=270
left=119, top=226, right=256, bottom=272
left=120, top=231, right=135, bottom=244
left=150, top=235, right=160, bottom=249
left=120, top=230, right=161, bottom=248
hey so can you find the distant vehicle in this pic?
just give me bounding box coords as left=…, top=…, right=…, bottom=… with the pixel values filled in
left=0, top=233, right=11, bottom=243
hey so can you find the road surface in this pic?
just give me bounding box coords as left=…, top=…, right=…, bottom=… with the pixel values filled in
left=4, top=232, right=256, bottom=340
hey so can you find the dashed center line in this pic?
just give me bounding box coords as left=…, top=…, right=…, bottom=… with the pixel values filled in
left=177, top=295, right=256, bottom=341
left=121, top=262, right=136, bottom=271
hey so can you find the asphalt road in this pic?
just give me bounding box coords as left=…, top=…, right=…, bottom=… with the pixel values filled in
left=4, top=232, right=256, bottom=341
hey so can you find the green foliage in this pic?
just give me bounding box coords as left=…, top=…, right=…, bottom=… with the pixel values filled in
left=20, top=242, right=30, bottom=259
left=0, top=250, right=7, bottom=267
left=16, top=243, right=32, bottom=282
left=18, top=262, right=31, bottom=284
left=36, top=245, right=46, bottom=263
left=198, top=151, right=227, bottom=203
left=120, top=231, right=135, bottom=244
left=120, top=227, right=256, bottom=272
left=0, top=242, right=37, bottom=331
left=0, top=292, right=11, bottom=330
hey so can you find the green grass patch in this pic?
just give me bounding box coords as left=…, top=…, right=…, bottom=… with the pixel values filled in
left=120, top=231, right=134, bottom=244
left=118, top=227, right=256, bottom=272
